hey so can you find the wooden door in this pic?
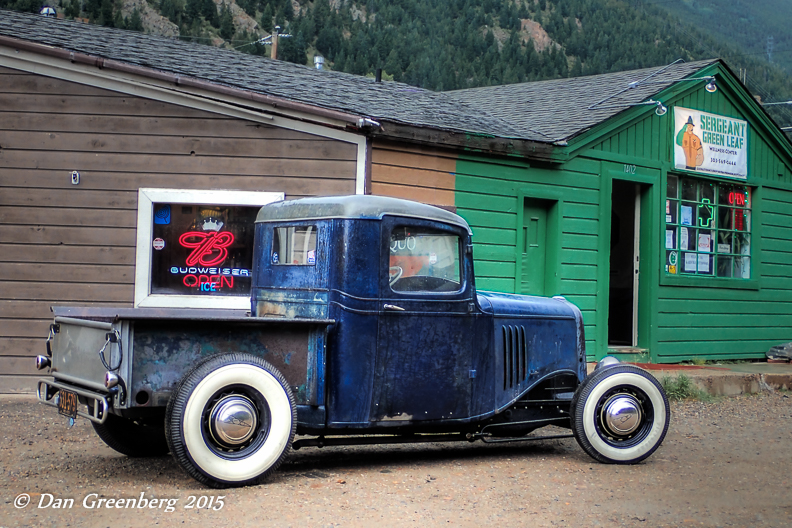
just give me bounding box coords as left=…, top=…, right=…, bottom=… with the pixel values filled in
left=521, top=199, right=549, bottom=296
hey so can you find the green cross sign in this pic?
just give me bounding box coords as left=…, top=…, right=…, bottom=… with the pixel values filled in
left=698, top=198, right=713, bottom=228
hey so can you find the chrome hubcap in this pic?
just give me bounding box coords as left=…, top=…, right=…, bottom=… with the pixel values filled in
left=209, top=395, right=258, bottom=447
left=602, top=394, right=642, bottom=436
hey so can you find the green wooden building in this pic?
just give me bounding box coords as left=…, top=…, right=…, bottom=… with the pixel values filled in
left=2, top=10, right=789, bottom=372
left=445, top=59, right=792, bottom=362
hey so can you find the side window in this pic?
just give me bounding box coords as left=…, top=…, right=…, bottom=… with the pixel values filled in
left=272, top=226, right=317, bottom=265
left=388, top=226, right=461, bottom=293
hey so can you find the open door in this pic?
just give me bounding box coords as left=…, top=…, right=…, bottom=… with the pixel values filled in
left=608, top=180, right=643, bottom=348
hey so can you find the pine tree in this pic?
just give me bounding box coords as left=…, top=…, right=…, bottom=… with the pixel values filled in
left=219, top=2, right=234, bottom=40
left=99, top=0, right=114, bottom=26
left=128, top=7, right=143, bottom=31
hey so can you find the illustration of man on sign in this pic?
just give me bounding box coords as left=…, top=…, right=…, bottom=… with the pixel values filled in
left=676, top=116, right=704, bottom=170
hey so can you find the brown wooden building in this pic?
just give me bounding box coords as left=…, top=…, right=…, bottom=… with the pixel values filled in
left=0, top=10, right=475, bottom=392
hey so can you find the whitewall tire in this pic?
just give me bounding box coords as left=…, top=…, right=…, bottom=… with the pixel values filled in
left=571, top=365, right=669, bottom=464
left=166, top=353, right=296, bottom=488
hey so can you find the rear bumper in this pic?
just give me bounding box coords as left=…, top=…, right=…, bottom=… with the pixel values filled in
left=37, top=379, right=110, bottom=424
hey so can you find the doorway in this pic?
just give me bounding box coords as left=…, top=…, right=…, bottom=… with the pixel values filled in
left=521, top=198, right=556, bottom=296
left=608, top=180, right=643, bottom=347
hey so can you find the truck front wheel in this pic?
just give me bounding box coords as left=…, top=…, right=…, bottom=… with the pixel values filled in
left=571, top=365, right=669, bottom=464
left=165, top=353, right=296, bottom=488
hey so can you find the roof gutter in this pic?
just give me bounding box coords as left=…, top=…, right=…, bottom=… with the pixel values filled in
left=0, top=34, right=365, bottom=127
left=370, top=120, right=565, bottom=162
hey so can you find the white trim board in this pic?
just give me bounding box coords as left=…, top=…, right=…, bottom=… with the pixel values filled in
left=135, top=188, right=284, bottom=309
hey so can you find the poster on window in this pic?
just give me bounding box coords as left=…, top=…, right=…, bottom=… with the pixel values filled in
left=673, top=107, right=748, bottom=180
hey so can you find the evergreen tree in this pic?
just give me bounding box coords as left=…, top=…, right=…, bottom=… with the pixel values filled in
left=184, top=0, right=200, bottom=22
left=64, top=0, right=79, bottom=18
left=83, top=0, right=100, bottom=20
left=260, top=4, right=273, bottom=30
left=219, top=2, right=234, bottom=40
left=114, top=8, right=125, bottom=28
left=3, top=0, right=792, bottom=132
left=280, top=31, right=307, bottom=65
left=127, top=7, right=143, bottom=31
left=201, top=0, right=218, bottom=27
left=161, top=0, right=182, bottom=25
left=100, top=0, right=114, bottom=26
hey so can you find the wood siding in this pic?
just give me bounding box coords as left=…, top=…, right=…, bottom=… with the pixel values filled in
left=454, top=156, right=601, bottom=356
left=588, top=83, right=792, bottom=362
left=454, top=78, right=792, bottom=363
left=370, top=141, right=456, bottom=208
left=0, top=65, right=358, bottom=391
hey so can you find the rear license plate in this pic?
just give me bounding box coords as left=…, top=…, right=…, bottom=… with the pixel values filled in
left=57, top=389, right=78, bottom=419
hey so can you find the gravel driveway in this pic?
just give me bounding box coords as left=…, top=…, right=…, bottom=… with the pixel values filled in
left=2, top=392, right=790, bottom=527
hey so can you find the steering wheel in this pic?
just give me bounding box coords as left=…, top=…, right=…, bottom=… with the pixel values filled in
left=389, top=266, right=403, bottom=286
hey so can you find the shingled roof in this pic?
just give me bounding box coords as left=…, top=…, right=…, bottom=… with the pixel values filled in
left=446, top=59, right=717, bottom=142
left=0, top=9, right=716, bottom=146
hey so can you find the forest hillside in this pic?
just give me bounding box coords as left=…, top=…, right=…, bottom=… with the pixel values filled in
left=658, top=0, right=792, bottom=77
left=2, top=0, right=791, bottom=132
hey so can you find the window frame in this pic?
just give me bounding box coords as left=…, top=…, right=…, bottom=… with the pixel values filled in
left=272, top=225, right=318, bottom=266
left=134, top=188, right=284, bottom=309
left=660, top=174, right=760, bottom=291
left=381, top=219, right=468, bottom=298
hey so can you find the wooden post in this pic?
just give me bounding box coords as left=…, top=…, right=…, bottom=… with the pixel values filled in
left=271, top=25, right=280, bottom=60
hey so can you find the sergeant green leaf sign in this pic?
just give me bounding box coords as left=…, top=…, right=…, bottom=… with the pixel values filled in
left=673, top=107, right=748, bottom=180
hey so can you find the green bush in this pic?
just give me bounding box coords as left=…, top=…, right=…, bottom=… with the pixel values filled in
left=660, top=373, right=712, bottom=401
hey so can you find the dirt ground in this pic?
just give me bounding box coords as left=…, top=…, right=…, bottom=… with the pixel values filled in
left=1, top=392, right=790, bottom=527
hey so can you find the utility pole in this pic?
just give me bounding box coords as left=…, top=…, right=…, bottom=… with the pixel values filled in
left=766, top=36, right=774, bottom=63
left=232, top=26, right=291, bottom=59
left=272, top=25, right=280, bottom=60
left=270, top=25, right=292, bottom=60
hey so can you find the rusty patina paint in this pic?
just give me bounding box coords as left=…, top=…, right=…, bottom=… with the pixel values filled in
left=255, top=289, right=329, bottom=319
left=130, top=321, right=326, bottom=406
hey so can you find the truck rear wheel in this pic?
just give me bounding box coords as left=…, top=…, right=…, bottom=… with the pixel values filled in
left=92, top=412, right=169, bottom=457
left=165, top=353, right=296, bottom=488
left=571, top=365, right=669, bottom=464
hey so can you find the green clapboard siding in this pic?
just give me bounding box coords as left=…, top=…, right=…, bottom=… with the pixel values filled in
left=455, top=156, right=602, bottom=356
left=580, top=73, right=792, bottom=362
left=636, top=103, right=785, bottom=360
left=454, top=64, right=792, bottom=363
left=649, top=99, right=792, bottom=360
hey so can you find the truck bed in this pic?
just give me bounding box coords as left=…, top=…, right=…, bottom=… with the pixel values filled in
left=47, top=307, right=333, bottom=413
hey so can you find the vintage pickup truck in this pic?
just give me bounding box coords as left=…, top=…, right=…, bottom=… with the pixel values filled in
left=36, top=195, right=669, bottom=488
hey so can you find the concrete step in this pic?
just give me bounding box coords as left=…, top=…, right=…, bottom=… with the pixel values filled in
left=589, top=360, right=792, bottom=397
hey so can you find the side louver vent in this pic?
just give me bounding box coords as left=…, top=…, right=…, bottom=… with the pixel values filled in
left=502, top=325, right=528, bottom=389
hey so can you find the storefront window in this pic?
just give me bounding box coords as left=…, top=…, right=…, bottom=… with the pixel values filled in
left=134, top=189, right=283, bottom=309
left=151, top=204, right=259, bottom=295
left=665, top=175, right=751, bottom=279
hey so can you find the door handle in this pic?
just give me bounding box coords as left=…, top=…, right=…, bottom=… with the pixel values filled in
left=383, top=304, right=405, bottom=311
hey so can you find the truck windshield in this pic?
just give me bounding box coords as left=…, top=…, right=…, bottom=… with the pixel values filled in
left=389, top=227, right=461, bottom=293
left=272, top=226, right=317, bottom=265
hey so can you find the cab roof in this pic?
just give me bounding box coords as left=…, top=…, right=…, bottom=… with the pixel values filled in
left=255, top=195, right=472, bottom=234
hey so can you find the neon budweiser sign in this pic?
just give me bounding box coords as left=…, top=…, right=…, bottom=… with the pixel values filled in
left=170, top=231, right=250, bottom=292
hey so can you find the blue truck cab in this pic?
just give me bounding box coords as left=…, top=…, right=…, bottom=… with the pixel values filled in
left=37, top=195, right=670, bottom=488
left=253, top=195, right=586, bottom=431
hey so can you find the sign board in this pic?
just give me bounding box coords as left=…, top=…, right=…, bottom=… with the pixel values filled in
left=150, top=204, right=259, bottom=297
left=673, top=107, right=748, bottom=180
